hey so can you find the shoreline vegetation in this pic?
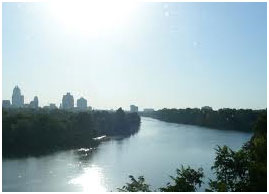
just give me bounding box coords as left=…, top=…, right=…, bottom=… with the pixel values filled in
left=3, top=107, right=265, bottom=158
left=119, top=112, right=267, bottom=192
left=2, top=108, right=140, bottom=158
left=2, top=107, right=266, bottom=191
left=140, top=108, right=266, bottom=132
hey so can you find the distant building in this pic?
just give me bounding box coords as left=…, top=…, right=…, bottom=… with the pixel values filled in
left=34, top=96, right=38, bottom=107
left=130, top=105, right=138, bottom=112
left=49, top=104, right=57, bottom=109
left=201, top=106, right=213, bottom=111
left=29, top=96, right=38, bottom=109
left=88, top=106, right=92, bottom=111
left=2, top=100, right=11, bottom=108
left=12, top=86, right=24, bottom=108
left=62, top=92, right=74, bottom=109
left=44, top=103, right=57, bottom=110
left=77, top=97, right=87, bottom=109
left=29, top=101, right=34, bottom=108
left=144, top=108, right=154, bottom=112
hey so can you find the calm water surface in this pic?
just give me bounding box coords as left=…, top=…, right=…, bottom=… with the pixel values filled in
left=3, top=117, right=252, bottom=192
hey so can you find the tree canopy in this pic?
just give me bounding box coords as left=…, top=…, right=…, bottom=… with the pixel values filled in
left=2, top=108, right=140, bottom=158
left=141, top=108, right=265, bottom=132
left=119, top=112, right=267, bottom=192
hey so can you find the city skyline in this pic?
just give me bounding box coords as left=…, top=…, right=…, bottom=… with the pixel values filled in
left=3, top=2, right=267, bottom=110
left=2, top=84, right=265, bottom=111
left=3, top=85, right=92, bottom=109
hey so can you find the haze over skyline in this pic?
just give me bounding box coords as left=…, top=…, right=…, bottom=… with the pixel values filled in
left=2, top=2, right=267, bottom=110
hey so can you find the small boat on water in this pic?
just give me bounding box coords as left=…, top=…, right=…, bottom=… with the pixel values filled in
left=77, top=148, right=91, bottom=152
left=76, top=147, right=95, bottom=153
left=92, top=135, right=109, bottom=141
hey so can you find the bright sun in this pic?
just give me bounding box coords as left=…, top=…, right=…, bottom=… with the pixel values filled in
left=48, top=0, right=138, bottom=37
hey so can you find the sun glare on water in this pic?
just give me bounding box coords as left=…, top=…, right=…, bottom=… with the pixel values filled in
left=48, top=0, right=138, bottom=37
left=69, top=165, right=107, bottom=192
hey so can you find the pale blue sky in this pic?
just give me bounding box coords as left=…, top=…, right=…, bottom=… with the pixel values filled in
left=2, top=2, right=267, bottom=110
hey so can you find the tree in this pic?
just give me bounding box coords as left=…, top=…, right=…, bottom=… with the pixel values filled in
left=119, top=166, right=204, bottom=192
left=247, top=112, right=267, bottom=191
left=206, top=146, right=250, bottom=192
left=206, top=112, right=267, bottom=192
left=160, top=166, right=204, bottom=192
left=118, top=112, right=266, bottom=192
left=2, top=108, right=140, bottom=157
left=118, top=175, right=151, bottom=192
left=116, top=107, right=125, bottom=120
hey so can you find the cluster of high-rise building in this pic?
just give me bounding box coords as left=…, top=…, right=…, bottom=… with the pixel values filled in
left=2, top=85, right=38, bottom=109
left=2, top=86, right=92, bottom=111
left=60, top=92, right=91, bottom=111
left=3, top=86, right=151, bottom=112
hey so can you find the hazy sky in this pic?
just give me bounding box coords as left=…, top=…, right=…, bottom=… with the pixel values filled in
left=2, top=2, right=267, bottom=110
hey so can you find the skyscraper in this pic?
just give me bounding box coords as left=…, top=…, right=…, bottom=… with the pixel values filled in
left=29, top=96, right=39, bottom=109
left=12, top=86, right=24, bottom=108
left=62, top=92, right=74, bottom=109
left=130, top=105, right=138, bottom=112
left=77, top=97, right=87, bottom=109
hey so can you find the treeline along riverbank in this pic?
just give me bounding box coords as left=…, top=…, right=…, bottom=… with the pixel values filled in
left=120, top=112, right=267, bottom=192
left=2, top=108, right=140, bottom=158
left=140, top=108, right=266, bottom=132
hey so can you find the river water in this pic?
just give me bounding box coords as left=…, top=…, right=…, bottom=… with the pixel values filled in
left=2, top=117, right=252, bottom=192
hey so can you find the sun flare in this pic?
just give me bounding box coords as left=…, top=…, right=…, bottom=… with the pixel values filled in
left=48, top=0, right=138, bottom=37
left=69, top=165, right=106, bottom=192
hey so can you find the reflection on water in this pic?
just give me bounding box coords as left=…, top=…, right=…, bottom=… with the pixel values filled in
left=3, top=117, right=252, bottom=192
left=69, top=165, right=106, bottom=192
left=74, top=148, right=97, bottom=162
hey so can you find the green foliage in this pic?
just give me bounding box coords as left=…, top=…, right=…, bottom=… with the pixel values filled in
left=141, top=108, right=265, bottom=132
left=93, top=108, right=140, bottom=136
left=119, top=112, right=266, bottom=192
left=119, top=166, right=204, bottom=192
left=246, top=112, right=267, bottom=191
left=118, top=175, right=151, bottom=192
left=2, top=108, right=140, bottom=158
left=160, top=166, right=204, bottom=192
left=206, top=146, right=250, bottom=191
left=206, top=112, right=267, bottom=192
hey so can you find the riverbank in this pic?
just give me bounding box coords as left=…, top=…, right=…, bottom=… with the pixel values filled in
left=140, top=108, right=265, bottom=132
left=2, top=108, right=140, bottom=158
left=2, top=117, right=252, bottom=192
